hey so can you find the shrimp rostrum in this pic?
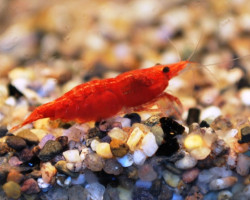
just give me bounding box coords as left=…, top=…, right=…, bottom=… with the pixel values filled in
left=10, top=61, right=192, bottom=132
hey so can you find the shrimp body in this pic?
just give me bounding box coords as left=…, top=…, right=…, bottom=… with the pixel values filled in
left=10, top=61, right=191, bottom=131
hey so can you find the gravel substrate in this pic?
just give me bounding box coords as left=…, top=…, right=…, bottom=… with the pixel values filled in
left=0, top=0, right=249, bottom=200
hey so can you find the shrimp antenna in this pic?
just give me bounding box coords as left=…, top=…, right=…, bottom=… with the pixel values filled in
left=187, top=31, right=203, bottom=62
left=166, top=37, right=181, bottom=61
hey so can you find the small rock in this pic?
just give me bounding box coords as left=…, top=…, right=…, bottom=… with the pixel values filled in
left=38, top=140, right=62, bottom=161
left=8, top=156, right=23, bottom=166
left=190, top=147, right=211, bottom=160
left=71, top=174, right=85, bottom=185
left=217, top=190, right=233, bottom=200
left=39, top=134, right=56, bottom=149
left=236, top=153, right=250, bottom=176
left=104, top=185, right=120, bottom=200
left=0, top=127, right=8, bottom=138
left=124, top=165, right=138, bottom=179
left=41, top=162, right=57, bottom=183
left=103, top=159, right=123, bottom=175
left=55, top=160, right=79, bottom=178
left=6, top=136, right=26, bottom=151
left=21, top=178, right=40, bottom=194
left=175, top=153, right=197, bottom=169
left=16, top=129, right=39, bottom=144
left=186, top=108, right=200, bottom=125
left=182, top=168, right=200, bottom=183
left=96, top=142, right=113, bottom=159
left=108, top=127, right=128, bottom=142
left=209, top=166, right=233, bottom=178
left=132, top=188, right=154, bottom=200
left=143, top=115, right=160, bottom=126
left=133, top=150, right=147, bottom=166
left=68, top=185, right=86, bottom=200
left=127, top=127, right=144, bottom=151
left=117, top=153, right=134, bottom=167
left=185, top=186, right=203, bottom=200
left=110, top=139, right=129, bottom=157
left=66, top=162, right=82, bottom=172
left=63, top=124, right=87, bottom=142
left=209, top=176, right=238, bottom=190
left=163, top=170, right=180, bottom=188
left=123, top=113, right=141, bottom=125
left=158, top=184, right=173, bottom=200
left=114, top=116, right=132, bottom=127
left=200, top=106, right=221, bottom=121
left=210, top=116, right=233, bottom=131
left=84, top=153, right=105, bottom=171
left=238, top=126, right=250, bottom=143
left=184, top=134, right=204, bottom=150
left=198, top=169, right=215, bottom=184
left=63, top=149, right=81, bottom=163
left=56, top=136, right=68, bottom=149
left=19, top=148, right=34, bottom=162
left=37, top=178, right=51, bottom=192
left=3, top=181, right=21, bottom=199
left=0, top=142, right=12, bottom=155
left=239, top=88, right=250, bottom=106
left=85, top=182, right=105, bottom=200
left=7, top=170, right=24, bottom=184
left=141, top=132, right=158, bottom=157
left=150, top=125, right=164, bottom=145
left=138, top=164, right=157, bottom=182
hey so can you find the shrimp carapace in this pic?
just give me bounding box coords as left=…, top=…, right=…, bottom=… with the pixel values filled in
left=9, top=60, right=194, bottom=132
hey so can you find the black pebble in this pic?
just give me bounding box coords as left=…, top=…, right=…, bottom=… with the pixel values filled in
left=156, top=117, right=185, bottom=156
left=200, top=120, right=210, bottom=128
left=123, top=113, right=141, bottom=125
left=132, top=188, right=154, bottom=200
left=0, top=127, right=8, bottom=138
left=186, top=108, right=200, bottom=125
left=96, top=171, right=119, bottom=187
left=237, top=77, right=250, bottom=89
left=238, top=126, right=250, bottom=144
left=8, top=83, right=24, bottom=99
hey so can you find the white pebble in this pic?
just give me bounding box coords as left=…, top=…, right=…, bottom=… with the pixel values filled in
left=133, top=150, right=147, bottom=166
left=114, top=116, right=131, bottom=127
left=64, top=176, right=72, bottom=186
left=85, top=182, right=105, bottom=200
left=200, top=106, right=221, bottom=121
left=236, top=154, right=250, bottom=176
left=90, top=139, right=100, bottom=151
left=37, top=178, right=50, bottom=189
left=175, top=153, right=197, bottom=169
left=190, top=147, right=211, bottom=160
left=209, top=177, right=238, bottom=190
left=127, top=127, right=144, bottom=151
left=117, top=153, right=134, bottom=167
left=71, top=174, right=85, bottom=185
left=80, top=148, right=91, bottom=161
left=141, top=132, right=158, bottom=157
left=239, top=88, right=250, bottom=106
left=63, top=149, right=81, bottom=163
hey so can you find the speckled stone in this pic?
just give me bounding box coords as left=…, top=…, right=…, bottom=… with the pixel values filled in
left=16, top=129, right=39, bottom=144
left=55, top=160, right=79, bottom=178
left=110, top=139, right=129, bottom=157
left=21, top=178, right=40, bottom=194
left=38, top=140, right=62, bottom=162
left=6, top=136, right=26, bottom=151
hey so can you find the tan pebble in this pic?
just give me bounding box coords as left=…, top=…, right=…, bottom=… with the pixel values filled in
left=108, top=127, right=128, bottom=142
left=110, top=139, right=129, bottom=157
left=127, top=127, right=144, bottom=151
left=7, top=170, right=24, bottom=184
left=96, top=143, right=113, bottom=159
left=209, top=176, right=238, bottom=190
left=3, top=181, right=21, bottom=199
left=190, top=147, right=211, bottom=160
left=41, top=162, right=57, bottom=183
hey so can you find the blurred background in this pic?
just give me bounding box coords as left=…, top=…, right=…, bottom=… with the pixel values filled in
left=0, top=0, right=250, bottom=126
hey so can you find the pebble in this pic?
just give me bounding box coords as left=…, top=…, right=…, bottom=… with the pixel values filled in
left=68, top=185, right=85, bottom=200
left=96, top=142, right=113, bottom=159
left=186, top=107, right=200, bottom=125
left=85, top=182, right=105, bottom=200
left=114, top=116, right=132, bottom=127
left=209, top=176, right=238, bottom=190
left=20, top=148, right=34, bottom=162
left=71, top=174, right=85, bottom=185
left=123, top=113, right=141, bottom=125
left=63, top=124, right=88, bottom=142
left=217, top=190, right=233, bottom=200
left=141, top=132, right=158, bottom=157
left=0, top=142, right=12, bottom=155
left=56, top=136, right=68, bottom=149
left=209, top=166, right=233, bottom=178
left=63, top=149, right=81, bottom=163
left=143, top=115, right=160, bottom=127
left=6, top=136, right=26, bottom=151
left=135, top=180, right=152, bottom=189
left=7, top=170, right=24, bottom=184
left=108, top=127, right=128, bottom=142
left=198, top=170, right=215, bottom=184
left=190, top=147, right=211, bottom=160
left=110, top=138, right=129, bottom=157
left=37, top=178, right=51, bottom=192
left=182, top=168, right=200, bottom=183
left=127, top=127, right=144, bottom=151
left=39, top=134, right=56, bottom=149
left=163, top=170, right=180, bottom=188
left=16, top=129, right=39, bottom=144
left=103, top=159, right=123, bottom=175
left=84, top=153, right=105, bottom=171
left=41, top=162, right=57, bottom=183
left=200, top=106, right=221, bottom=121
left=117, top=153, right=134, bottom=167
left=158, top=184, right=173, bottom=200
left=239, top=88, right=250, bottom=106
left=55, top=160, right=79, bottom=178
left=175, top=153, right=197, bottom=169
left=184, top=134, right=204, bottom=150
left=0, top=126, right=8, bottom=138
left=132, top=188, right=154, bottom=200
left=90, top=139, right=100, bottom=151
left=38, top=140, right=63, bottom=161
left=236, top=153, right=250, bottom=176
left=138, top=164, right=157, bottom=182
left=238, top=126, right=250, bottom=143
left=8, top=156, right=23, bottom=166
left=133, top=150, right=147, bottom=165
left=150, top=125, right=164, bottom=145
left=2, top=181, right=21, bottom=199
left=21, top=178, right=40, bottom=194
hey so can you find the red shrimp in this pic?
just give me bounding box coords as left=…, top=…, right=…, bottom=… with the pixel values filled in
left=10, top=60, right=194, bottom=132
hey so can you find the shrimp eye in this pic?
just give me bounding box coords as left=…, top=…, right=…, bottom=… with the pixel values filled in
left=162, top=66, right=170, bottom=73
